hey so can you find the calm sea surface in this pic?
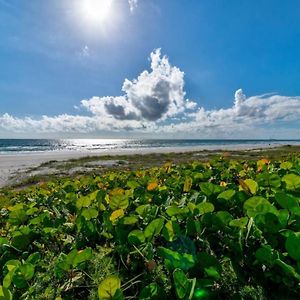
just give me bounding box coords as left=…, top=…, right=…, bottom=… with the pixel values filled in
left=0, top=139, right=299, bottom=155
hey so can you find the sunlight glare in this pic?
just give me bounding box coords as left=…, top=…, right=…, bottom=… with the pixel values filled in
left=80, top=0, right=113, bottom=26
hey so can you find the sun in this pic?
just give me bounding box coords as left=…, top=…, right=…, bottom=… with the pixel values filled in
left=80, top=0, right=113, bottom=26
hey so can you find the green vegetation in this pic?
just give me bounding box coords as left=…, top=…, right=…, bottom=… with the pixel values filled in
left=0, top=154, right=300, bottom=299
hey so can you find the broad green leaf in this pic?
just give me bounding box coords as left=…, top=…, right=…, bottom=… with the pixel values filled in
left=76, top=195, right=92, bottom=209
left=144, top=218, right=164, bottom=240
left=5, top=260, right=21, bottom=272
left=63, top=181, right=76, bottom=192
left=162, top=221, right=179, bottom=242
left=244, top=197, right=274, bottom=218
left=217, top=189, right=236, bottom=201
left=26, top=252, right=41, bottom=265
left=56, top=255, right=70, bottom=273
left=82, top=208, right=99, bottom=220
left=128, top=230, right=145, bottom=245
left=12, top=263, right=34, bottom=289
left=126, top=180, right=139, bottom=189
left=256, top=173, right=281, bottom=188
left=166, top=206, right=189, bottom=216
left=277, top=209, right=289, bottom=227
left=187, top=202, right=196, bottom=213
left=255, top=245, right=276, bottom=264
left=204, top=266, right=220, bottom=279
left=200, top=183, right=222, bottom=197
left=109, top=192, right=129, bottom=210
left=229, top=217, right=248, bottom=228
left=195, top=202, right=214, bottom=216
left=3, top=272, right=13, bottom=289
left=98, top=275, right=121, bottom=300
left=140, top=283, right=163, bottom=300
left=111, top=289, right=124, bottom=300
left=26, top=207, right=39, bottom=215
left=135, top=205, right=150, bottom=216
left=73, top=248, right=93, bottom=267
left=0, top=237, right=8, bottom=245
left=187, top=218, right=201, bottom=236
left=280, top=161, right=293, bottom=170
left=65, top=248, right=93, bottom=268
left=255, top=213, right=283, bottom=233
left=282, top=174, right=300, bottom=191
left=267, top=174, right=281, bottom=188
left=121, top=216, right=138, bottom=225
left=285, top=232, right=300, bottom=261
left=214, top=211, right=233, bottom=226
left=65, top=249, right=77, bottom=266
left=158, top=247, right=195, bottom=271
left=0, top=286, right=12, bottom=300
left=8, top=203, right=23, bottom=211
left=291, top=207, right=300, bottom=217
left=173, top=269, right=190, bottom=299
left=18, top=263, right=35, bottom=281
left=275, top=193, right=298, bottom=210
left=8, top=209, right=27, bottom=225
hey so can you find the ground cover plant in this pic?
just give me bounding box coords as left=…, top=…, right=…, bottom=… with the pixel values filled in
left=0, top=155, right=300, bottom=299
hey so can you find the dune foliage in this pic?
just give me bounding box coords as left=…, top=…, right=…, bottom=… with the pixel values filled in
left=0, top=156, right=300, bottom=299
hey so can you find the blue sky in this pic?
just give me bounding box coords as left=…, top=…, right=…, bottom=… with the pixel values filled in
left=0, top=0, right=299, bottom=138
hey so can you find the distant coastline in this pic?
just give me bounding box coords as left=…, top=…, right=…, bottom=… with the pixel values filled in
left=1, top=138, right=300, bottom=155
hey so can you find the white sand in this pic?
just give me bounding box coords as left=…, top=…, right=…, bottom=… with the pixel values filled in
left=0, top=143, right=294, bottom=188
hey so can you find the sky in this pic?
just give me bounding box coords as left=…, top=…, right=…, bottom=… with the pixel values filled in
left=0, top=0, right=300, bottom=139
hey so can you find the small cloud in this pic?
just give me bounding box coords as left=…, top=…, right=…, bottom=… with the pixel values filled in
left=80, top=45, right=90, bottom=57
left=128, top=0, right=138, bottom=12
left=234, top=88, right=246, bottom=107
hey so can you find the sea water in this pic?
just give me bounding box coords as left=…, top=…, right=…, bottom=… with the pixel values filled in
left=0, top=139, right=299, bottom=154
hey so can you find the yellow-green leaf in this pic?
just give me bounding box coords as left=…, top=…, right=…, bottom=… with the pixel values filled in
left=282, top=174, right=300, bottom=191
left=280, top=161, right=293, bottom=170
left=183, top=177, right=192, bottom=192
left=110, top=209, right=124, bottom=222
left=240, top=179, right=258, bottom=195
left=98, top=275, right=121, bottom=300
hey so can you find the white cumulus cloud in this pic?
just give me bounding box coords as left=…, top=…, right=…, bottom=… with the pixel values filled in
left=81, top=49, right=196, bottom=122
left=161, top=89, right=300, bottom=137
left=0, top=49, right=300, bottom=138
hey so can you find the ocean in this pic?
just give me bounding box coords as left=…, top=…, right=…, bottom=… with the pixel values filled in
left=0, top=139, right=299, bottom=155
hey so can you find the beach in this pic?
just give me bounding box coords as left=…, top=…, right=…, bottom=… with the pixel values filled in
left=1, top=143, right=300, bottom=188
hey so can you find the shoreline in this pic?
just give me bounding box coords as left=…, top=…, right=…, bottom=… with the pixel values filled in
left=1, top=143, right=300, bottom=188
